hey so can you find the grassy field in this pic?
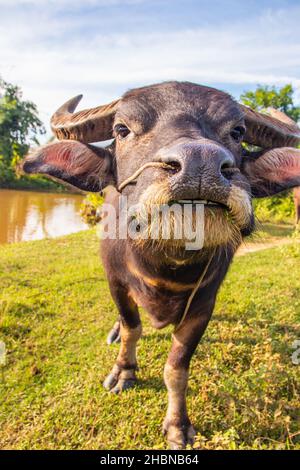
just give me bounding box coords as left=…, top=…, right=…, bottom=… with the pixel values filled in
left=0, top=228, right=299, bottom=450
left=248, top=221, right=294, bottom=241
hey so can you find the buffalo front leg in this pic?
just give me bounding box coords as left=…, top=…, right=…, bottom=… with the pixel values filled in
left=103, top=290, right=142, bottom=393
left=163, top=313, right=212, bottom=449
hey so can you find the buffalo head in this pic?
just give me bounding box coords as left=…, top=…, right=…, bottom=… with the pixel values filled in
left=23, top=81, right=300, bottom=251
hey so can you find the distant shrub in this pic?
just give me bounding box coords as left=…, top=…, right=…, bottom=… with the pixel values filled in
left=254, top=192, right=295, bottom=223
left=80, top=193, right=103, bottom=226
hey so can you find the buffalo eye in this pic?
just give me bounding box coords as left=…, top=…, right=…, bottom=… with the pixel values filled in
left=230, top=126, right=246, bottom=143
left=114, top=123, right=130, bottom=140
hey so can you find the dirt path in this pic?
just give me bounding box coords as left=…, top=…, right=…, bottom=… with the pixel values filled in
left=237, top=238, right=295, bottom=256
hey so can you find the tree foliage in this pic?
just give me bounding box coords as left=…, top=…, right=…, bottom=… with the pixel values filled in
left=0, top=78, right=45, bottom=184
left=240, top=84, right=300, bottom=122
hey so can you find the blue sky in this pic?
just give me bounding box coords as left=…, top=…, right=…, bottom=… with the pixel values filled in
left=0, top=0, right=300, bottom=133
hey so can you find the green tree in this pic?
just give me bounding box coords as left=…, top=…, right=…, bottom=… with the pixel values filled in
left=240, top=84, right=300, bottom=224
left=0, top=78, right=45, bottom=184
left=240, top=84, right=300, bottom=122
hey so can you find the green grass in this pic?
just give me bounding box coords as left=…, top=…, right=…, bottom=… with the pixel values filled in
left=0, top=230, right=299, bottom=450
left=253, top=221, right=294, bottom=239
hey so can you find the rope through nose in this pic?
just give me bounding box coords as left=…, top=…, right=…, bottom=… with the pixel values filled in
left=118, top=162, right=172, bottom=192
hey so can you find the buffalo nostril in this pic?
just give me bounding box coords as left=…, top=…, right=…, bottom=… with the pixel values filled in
left=220, top=158, right=235, bottom=179
left=166, top=161, right=181, bottom=174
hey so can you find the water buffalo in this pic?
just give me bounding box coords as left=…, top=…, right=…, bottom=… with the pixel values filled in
left=23, top=82, right=300, bottom=449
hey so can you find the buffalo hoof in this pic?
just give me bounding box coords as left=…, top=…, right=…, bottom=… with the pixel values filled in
left=106, top=321, right=121, bottom=345
left=103, top=364, right=137, bottom=394
left=163, top=421, right=196, bottom=450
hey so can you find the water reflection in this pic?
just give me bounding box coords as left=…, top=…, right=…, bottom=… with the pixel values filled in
left=0, top=189, right=88, bottom=244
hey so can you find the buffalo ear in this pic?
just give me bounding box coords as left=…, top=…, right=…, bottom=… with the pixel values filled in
left=241, top=147, right=300, bottom=197
left=22, top=140, right=115, bottom=192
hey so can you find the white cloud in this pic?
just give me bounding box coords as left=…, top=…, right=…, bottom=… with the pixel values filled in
left=0, top=2, right=299, bottom=135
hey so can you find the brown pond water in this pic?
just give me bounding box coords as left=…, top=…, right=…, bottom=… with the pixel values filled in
left=0, top=189, right=88, bottom=244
